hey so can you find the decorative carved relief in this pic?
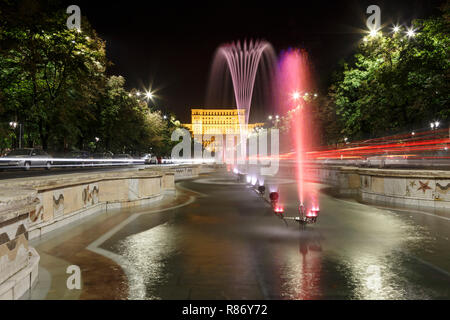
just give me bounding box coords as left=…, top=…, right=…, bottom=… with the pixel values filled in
left=417, top=181, right=431, bottom=194
left=29, top=195, right=43, bottom=224
left=436, top=183, right=450, bottom=194
left=82, top=184, right=99, bottom=206
left=53, top=191, right=64, bottom=217
left=0, top=223, right=28, bottom=263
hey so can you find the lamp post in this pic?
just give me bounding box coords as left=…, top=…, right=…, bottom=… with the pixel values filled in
left=9, top=121, right=22, bottom=149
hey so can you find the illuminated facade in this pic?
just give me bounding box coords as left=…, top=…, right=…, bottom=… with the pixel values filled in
left=184, top=108, right=264, bottom=147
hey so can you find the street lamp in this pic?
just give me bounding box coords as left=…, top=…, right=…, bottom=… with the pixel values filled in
left=292, top=91, right=301, bottom=100
left=406, top=28, right=416, bottom=38
left=435, top=121, right=440, bottom=129
left=9, top=121, right=22, bottom=148
left=268, top=115, right=273, bottom=121
left=392, top=25, right=400, bottom=33
left=145, top=91, right=154, bottom=100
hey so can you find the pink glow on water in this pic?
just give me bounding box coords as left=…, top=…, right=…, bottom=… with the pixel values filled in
left=277, top=49, right=318, bottom=211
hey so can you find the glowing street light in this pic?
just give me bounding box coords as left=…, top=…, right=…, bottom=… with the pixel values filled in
left=145, top=91, right=154, bottom=100
left=9, top=121, right=22, bottom=148
left=392, top=25, right=400, bottom=33
left=430, top=122, right=435, bottom=129
left=406, top=28, right=416, bottom=38
left=435, top=121, right=440, bottom=128
left=268, top=115, right=273, bottom=120
left=292, top=91, right=301, bottom=100
left=369, top=29, right=378, bottom=37
left=136, top=91, right=141, bottom=97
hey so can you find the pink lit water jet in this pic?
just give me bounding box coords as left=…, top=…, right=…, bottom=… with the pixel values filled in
left=277, top=49, right=318, bottom=211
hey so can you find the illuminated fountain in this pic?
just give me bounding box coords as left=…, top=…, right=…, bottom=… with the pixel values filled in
left=207, top=40, right=277, bottom=164
left=207, top=41, right=319, bottom=216
left=277, top=49, right=319, bottom=214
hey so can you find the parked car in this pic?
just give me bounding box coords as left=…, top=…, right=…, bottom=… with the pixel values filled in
left=112, top=154, right=134, bottom=164
left=62, top=150, right=93, bottom=167
left=141, top=153, right=152, bottom=164
left=1, top=148, right=53, bottom=170
left=92, top=152, right=114, bottom=165
left=67, top=150, right=91, bottom=159
left=145, top=155, right=158, bottom=165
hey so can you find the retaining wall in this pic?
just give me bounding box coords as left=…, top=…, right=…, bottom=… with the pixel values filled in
left=0, top=164, right=203, bottom=299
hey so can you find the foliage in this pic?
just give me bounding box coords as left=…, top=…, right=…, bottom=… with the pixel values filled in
left=0, top=0, right=176, bottom=155
left=327, top=5, right=449, bottom=141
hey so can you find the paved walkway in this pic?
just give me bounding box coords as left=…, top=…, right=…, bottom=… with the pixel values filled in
left=27, top=189, right=195, bottom=300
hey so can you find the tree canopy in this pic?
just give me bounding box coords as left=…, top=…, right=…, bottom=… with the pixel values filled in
left=327, top=4, right=449, bottom=142
left=0, top=0, right=177, bottom=155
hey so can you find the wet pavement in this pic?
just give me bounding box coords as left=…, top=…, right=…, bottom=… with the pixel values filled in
left=30, top=171, right=450, bottom=300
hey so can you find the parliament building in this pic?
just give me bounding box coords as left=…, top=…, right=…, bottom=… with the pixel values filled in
left=183, top=108, right=264, bottom=147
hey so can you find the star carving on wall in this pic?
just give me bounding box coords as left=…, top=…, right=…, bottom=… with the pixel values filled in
left=417, top=181, right=432, bottom=194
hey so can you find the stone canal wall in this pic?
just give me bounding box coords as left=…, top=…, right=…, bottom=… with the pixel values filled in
left=0, top=189, right=39, bottom=300
left=302, top=165, right=450, bottom=215
left=0, top=164, right=203, bottom=299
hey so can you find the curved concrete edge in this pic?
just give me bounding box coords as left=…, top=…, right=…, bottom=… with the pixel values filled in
left=0, top=164, right=216, bottom=300
left=0, top=247, right=39, bottom=300
left=86, top=194, right=197, bottom=300
left=302, top=164, right=450, bottom=216
left=28, top=194, right=164, bottom=241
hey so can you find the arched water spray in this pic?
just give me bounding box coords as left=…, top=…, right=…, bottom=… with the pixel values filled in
left=207, top=40, right=277, bottom=162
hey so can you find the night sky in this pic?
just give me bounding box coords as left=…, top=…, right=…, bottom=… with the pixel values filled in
left=61, top=0, right=444, bottom=123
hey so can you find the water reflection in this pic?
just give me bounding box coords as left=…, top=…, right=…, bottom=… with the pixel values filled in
left=280, top=229, right=323, bottom=300
left=110, top=176, right=448, bottom=300
left=117, top=222, right=179, bottom=299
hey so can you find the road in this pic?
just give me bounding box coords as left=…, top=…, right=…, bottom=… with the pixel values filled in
left=28, top=170, right=450, bottom=300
